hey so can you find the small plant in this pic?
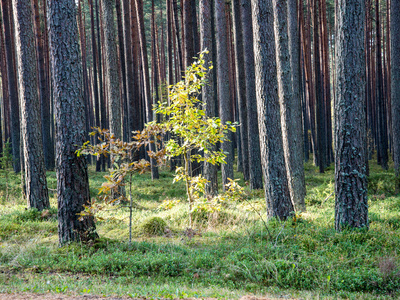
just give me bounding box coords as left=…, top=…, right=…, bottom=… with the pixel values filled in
left=139, top=216, right=167, bottom=236
left=155, top=50, right=236, bottom=227
left=77, top=126, right=166, bottom=244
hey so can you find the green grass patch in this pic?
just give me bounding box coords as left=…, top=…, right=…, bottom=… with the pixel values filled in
left=0, top=162, right=399, bottom=299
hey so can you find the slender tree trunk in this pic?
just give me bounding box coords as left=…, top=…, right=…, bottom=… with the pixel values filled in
left=88, top=0, right=102, bottom=171
left=240, top=0, right=263, bottom=190
left=334, top=0, right=368, bottom=231
left=231, top=0, right=249, bottom=181
left=252, top=0, right=293, bottom=219
left=1, top=0, right=20, bottom=173
left=376, top=0, right=389, bottom=170
left=32, top=0, right=54, bottom=171
left=391, top=0, right=400, bottom=186
left=200, top=0, right=218, bottom=196
left=172, top=0, right=183, bottom=76
left=134, top=0, right=159, bottom=179
left=101, top=0, right=122, bottom=140
left=96, top=0, right=106, bottom=171
left=215, top=0, right=233, bottom=189
left=314, top=0, right=326, bottom=173
left=0, top=14, right=10, bottom=146
left=12, top=0, right=49, bottom=210
left=167, top=0, right=174, bottom=86
left=115, top=0, right=128, bottom=141
left=281, top=0, right=306, bottom=210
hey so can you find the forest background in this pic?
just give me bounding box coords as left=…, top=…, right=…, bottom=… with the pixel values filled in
left=0, top=0, right=400, bottom=299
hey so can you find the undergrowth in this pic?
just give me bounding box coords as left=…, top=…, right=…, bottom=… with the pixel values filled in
left=0, top=159, right=399, bottom=299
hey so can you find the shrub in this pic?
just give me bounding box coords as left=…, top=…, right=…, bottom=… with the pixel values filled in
left=139, top=217, right=167, bottom=236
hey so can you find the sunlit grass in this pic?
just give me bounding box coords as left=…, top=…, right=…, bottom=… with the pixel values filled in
left=0, top=158, right=399, bottom=299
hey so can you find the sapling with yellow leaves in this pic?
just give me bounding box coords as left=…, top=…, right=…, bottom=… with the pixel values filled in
left=154, top=51, right=236, bottom=227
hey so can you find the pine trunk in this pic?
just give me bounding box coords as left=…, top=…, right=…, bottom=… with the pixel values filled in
left=48, top=0, right=97, bottom=244
left=391, top=0, right=400, bottom=182
left=12, top=0, right=49, bottom=210
left=215, top=0, right=233, bottom=188
left=251, top=0, right=294, bottom=219
left=334, top=0, right=368, bottom=231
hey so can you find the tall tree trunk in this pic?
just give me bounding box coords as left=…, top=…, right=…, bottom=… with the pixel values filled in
left=48, top=0, right=97, bottom=244
left=240, top=0, right=263, bottom=189
left=0, top=14, right=10, bottom=146
left=88, top=0, right=102, bottom=172
left=1, top=0, right=20, bottom=173
left=115, top=0, right=128, bottom=141
left=284, top=0, right=306, bottom=210
left=101, top=0, right=122, bottom=140
left=314, top=0, right=326, bottom=173
left=200, top=0, right=218, bottom=196
left=172, top=0, right=183, bottom=76
left=251, top=0, right=294, bottom=219
left=33, top=0, right=54, bottom=171
left=183, top=0, right=194, bottom=69
left=231, top=0, right=249, bottom=181
left=134, top=0, right=159, bottom=179
left=334, top=0, right=368, bottom=231
left=376, top=0, right=389, bottom=170
left=12, top=0, right=49, bottom=210
left=167, top=0, right=174, bottom=87
left=96, top=0, right=106, bottom=171
left=391, top=0, right=400, bottom=187
left=121, top=0, right=139, bottom=139
left=215, top=0, right=233, bottom=189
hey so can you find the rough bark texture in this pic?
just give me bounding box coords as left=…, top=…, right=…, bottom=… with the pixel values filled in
left=314, top=0, right=326, bottom=173
left=33, top=0, right=54, bottom=171
left=121, top=0, right=139, bottom=136
left=240, top=0, right=263, bottom=190
left=375, top=0, right=388, bottom=170
left=48, top=0, right=97, bottom=245
left=200, top=0, right=218, bottom=196
left=1, top=0, right=20, bottom=173
left=215, top=0, right=234, bottom=188
left=101, top=0, right=121, bottom=139
left=232, top=0, right=249, bottom=181
left=12, top=0, right=49, bottom=210
left=334, top=0, right=368, bottom=231
left=183, top=0, right=194, bottom=69
left=134, top=0, right=159, bottom=179
left=391, top=0, right=400, bottom=180
left=251, top=0, right=294, bottom=219
left=284, top=0, right=306, bottom=210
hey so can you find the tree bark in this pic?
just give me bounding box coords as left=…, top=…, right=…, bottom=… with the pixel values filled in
left=12, top=0, right=49, bottom=210
left=200, top=0, right=218, bottom=196
left=101, top=0, right=122, bottom=140
left=32, top=0, right=54, bottom=171
left=231, top=0, right=249, bottom=181
left=134, top=0, right=159, bottom=179
left=48, top=0, right=97, bottom=245
left=334, top=0, right=368, bottom=231
left=285, top=0, right=306, bottom=210
left=391, top=0, right=400, bottom=183
left=1, top=0, right=20, bottom=173
left=215, top=0, right=233, bottom=189
left=251, top=0, right=294, bottom=219
left=240, top=0, right=263, bottom=190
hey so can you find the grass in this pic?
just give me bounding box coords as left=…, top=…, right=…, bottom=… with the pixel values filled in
left=0, top=159, right=399, bottom=299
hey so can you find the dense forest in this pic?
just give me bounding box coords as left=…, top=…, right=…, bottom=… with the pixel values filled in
left=0, top=0, right=399, bottom=299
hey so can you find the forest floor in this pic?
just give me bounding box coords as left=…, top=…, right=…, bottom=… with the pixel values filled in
left=0, top=158, right=399, bottom=299
left=0, top=293, right=289, bottom=300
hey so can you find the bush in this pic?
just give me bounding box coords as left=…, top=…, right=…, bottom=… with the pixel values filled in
left=139, top=217, right=167, bottom=236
